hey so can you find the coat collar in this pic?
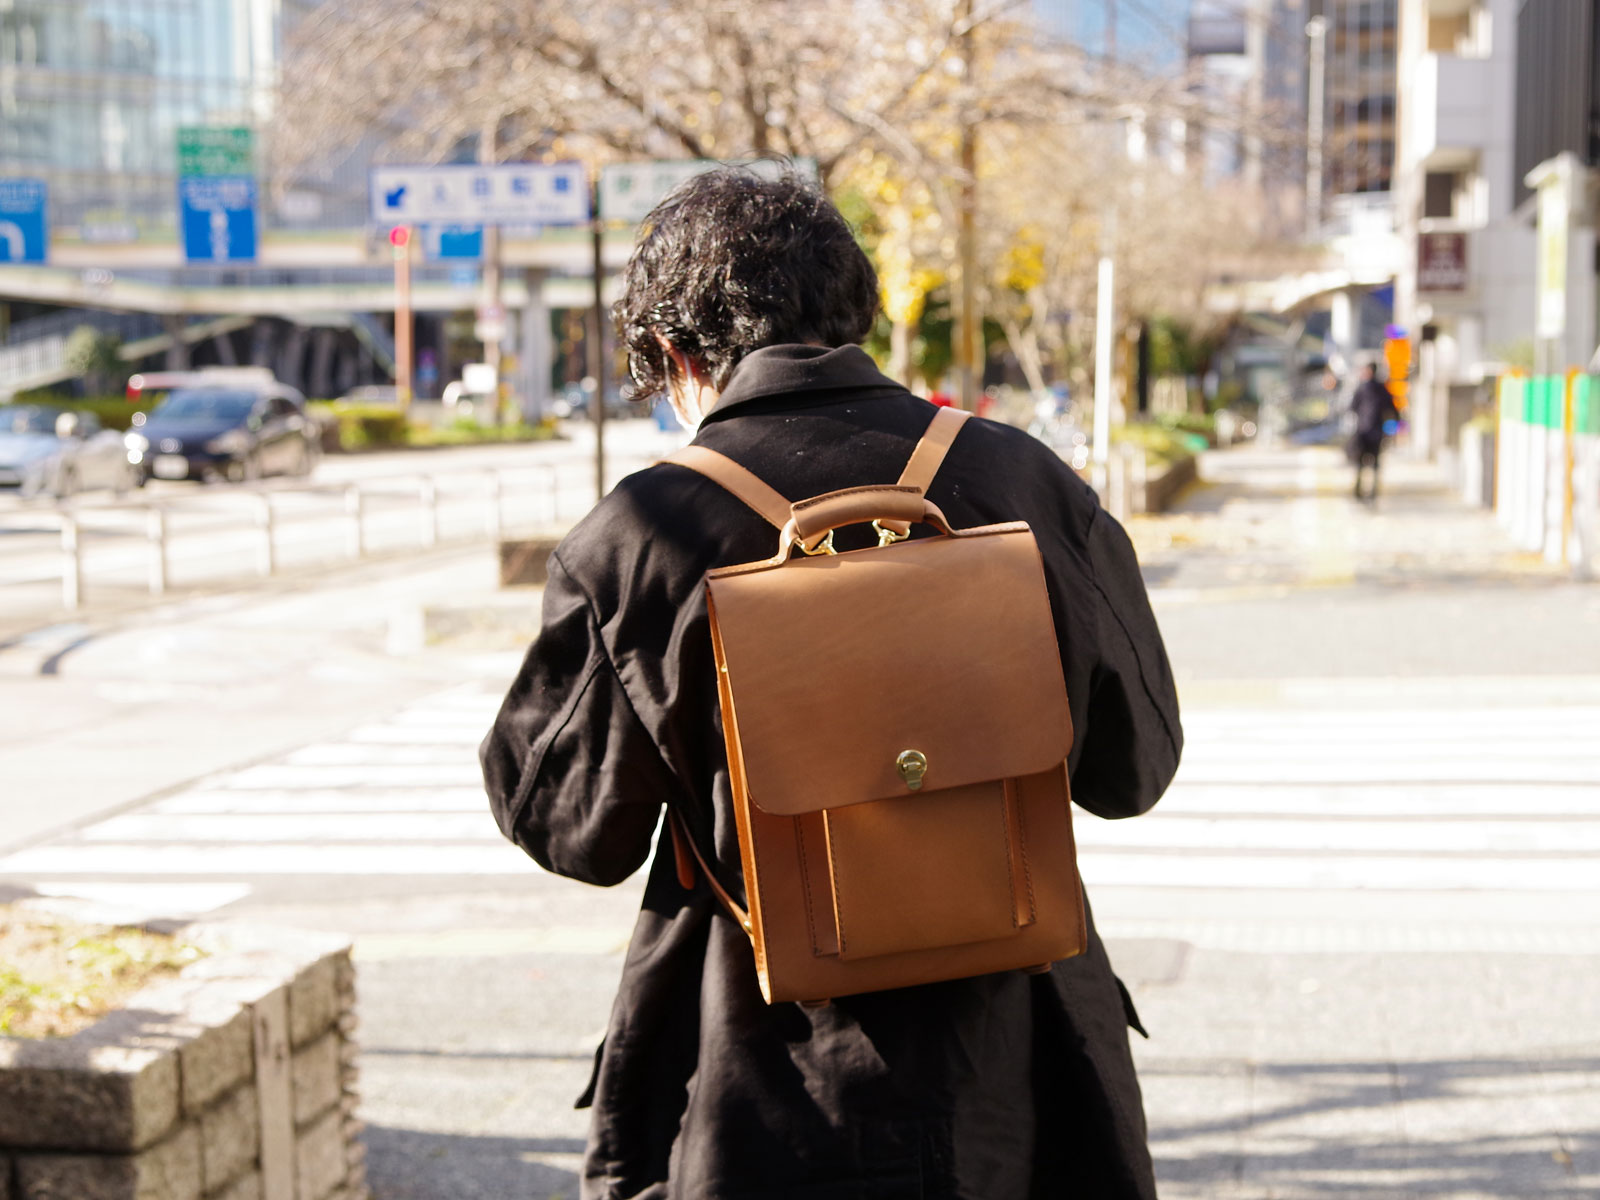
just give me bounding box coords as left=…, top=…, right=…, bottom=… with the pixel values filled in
left=701, top=344, right=901, bottom=423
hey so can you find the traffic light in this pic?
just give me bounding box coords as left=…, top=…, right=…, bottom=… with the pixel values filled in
left=389, top=225, right=411, bottom=260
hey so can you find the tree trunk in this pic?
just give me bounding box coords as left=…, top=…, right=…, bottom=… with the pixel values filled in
left=888, top=317, right=914, bottom=388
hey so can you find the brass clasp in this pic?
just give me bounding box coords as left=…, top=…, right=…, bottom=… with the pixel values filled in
left=896, top=749, right=928, bottom=791
left=873, top=520, right=909, bottom=548
left=797, top=529, right=836, bottom=556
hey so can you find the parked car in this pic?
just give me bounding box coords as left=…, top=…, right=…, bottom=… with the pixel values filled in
left=126, top=383, right=319, bottom=484
left=0, top=405, right=140, bottom=498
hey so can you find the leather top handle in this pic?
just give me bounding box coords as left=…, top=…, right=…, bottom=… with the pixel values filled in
left=790, top=485, right=925, bottom=543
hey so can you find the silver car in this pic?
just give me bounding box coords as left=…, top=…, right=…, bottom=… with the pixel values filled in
left=0, top=405, right=139, bottom=498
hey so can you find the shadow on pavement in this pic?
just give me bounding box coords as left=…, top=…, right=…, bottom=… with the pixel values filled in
left=364, top=1127, right=584, bottom=1200
left=1146, top=1054, right=1600, bottom=1197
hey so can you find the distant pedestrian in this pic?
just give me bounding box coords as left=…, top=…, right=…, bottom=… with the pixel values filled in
left=481, top=168, right=1181, bottom=1200
left=1349, top=362, right=1399, bottom=502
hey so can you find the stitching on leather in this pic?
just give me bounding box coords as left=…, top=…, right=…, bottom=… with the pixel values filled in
left=825, top=814, right=848, bottom=957
left=795, top=815, right=822, bottom=957
left=1000, top=781, right=1020, bottom=930
left=790, top=484, right=921, bottom=513
left=1016, top=776, right=1037, bottom=922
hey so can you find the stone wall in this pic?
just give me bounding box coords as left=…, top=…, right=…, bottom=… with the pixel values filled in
left=0, top=925, right=366, bottom=1200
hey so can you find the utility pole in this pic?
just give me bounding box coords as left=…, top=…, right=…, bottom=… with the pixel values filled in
left=480, top=115, right=505, bottom=425
left=1306, top=16, right=1328, bottom=238
left=955, top=0, right=979, bottom=410
left=589, top=171, right=607, bottom=501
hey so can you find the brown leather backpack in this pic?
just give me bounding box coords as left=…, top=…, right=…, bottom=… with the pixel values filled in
left=666, top=407, right=1086, bottom=1005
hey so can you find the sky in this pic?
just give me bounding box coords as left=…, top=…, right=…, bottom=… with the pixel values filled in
left=1032, top=0, right=1193, bottom=69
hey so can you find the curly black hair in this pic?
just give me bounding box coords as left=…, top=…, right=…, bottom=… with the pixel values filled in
left=614, top=166, right=880, bottom=401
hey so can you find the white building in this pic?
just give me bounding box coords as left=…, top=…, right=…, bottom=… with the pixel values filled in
left=1394, top=0, right=1536, bottom=458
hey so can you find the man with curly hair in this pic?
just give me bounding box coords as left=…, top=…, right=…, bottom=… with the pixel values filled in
left=483, top=167, right=1181, bottom=1200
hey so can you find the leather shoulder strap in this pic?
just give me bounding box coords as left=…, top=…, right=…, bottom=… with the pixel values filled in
left=898, top=406, right=971, bottom=492
left=664, top=405, right=970, bottom=531
left=668, top=807, right=752, bottom=934
left=664, top=445, right=792, bottom=530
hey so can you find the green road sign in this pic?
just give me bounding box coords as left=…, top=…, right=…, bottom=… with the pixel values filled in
left=178, top=127, right=254, bottom=177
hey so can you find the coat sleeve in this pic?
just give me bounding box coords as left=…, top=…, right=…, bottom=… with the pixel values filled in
left=1070, top=508, right=1183, bottom=820
left=480, top=551, right=675, bottom=886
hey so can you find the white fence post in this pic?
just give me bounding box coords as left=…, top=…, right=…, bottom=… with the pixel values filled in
left=345, top=486, right=365, bottom=559
left=59, top=512, right=82, bottom=611
left=147, top=506, right=168, bottom=595
left=420, top=477, right=438, bottom=548
left=256, top=491, right=276, bottom=577
left=548, top=465, right=561, bottom=524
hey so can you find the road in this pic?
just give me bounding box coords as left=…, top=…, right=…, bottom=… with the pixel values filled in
left=2, top=442, right=1598, bottom=1198
left=0, top=419, right=686, bottom=632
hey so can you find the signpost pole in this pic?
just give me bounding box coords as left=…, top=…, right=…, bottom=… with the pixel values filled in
left=393, top=226, right=413, bottom=413
left=480, top=118, right=504, bottom=426
left=591, top=172, right=607, bottom=503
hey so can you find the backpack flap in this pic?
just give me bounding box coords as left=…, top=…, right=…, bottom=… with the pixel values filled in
left=705, top=521, right=1073, bottom=818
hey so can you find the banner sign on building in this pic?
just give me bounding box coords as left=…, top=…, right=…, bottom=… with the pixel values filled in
left=1417, top=232, right=1468, bottom=292
left=177, top=126, right=257, bottom=263
left=370, top=164, right=589, bottom=225
left=599, top=158, right=819, bottom=225
left=0, top=178, right=48, bottom=263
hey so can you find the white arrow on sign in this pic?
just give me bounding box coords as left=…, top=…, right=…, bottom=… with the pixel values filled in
left=0, top=221, right=25, bottom=260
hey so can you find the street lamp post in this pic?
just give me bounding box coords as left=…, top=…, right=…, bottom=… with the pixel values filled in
left=1306, top=16, right=1328, bottom=239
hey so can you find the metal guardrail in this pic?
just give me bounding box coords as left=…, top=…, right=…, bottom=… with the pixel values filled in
left=1, top=457, right=646, bottom=613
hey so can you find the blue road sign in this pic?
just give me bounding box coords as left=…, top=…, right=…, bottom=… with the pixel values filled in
left=426, top=224, right=483, bottom=261
left=178, top=176, right=257, bottom=263
left=0, top=178, right=49, bottom=263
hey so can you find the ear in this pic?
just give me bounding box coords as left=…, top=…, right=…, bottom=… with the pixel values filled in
left=656, top=337, right=701, bottom=389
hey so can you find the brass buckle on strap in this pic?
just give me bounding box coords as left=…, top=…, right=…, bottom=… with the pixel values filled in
left=872, top=519, right=909, bottom=548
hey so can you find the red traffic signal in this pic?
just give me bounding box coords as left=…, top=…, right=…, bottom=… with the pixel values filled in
left=388, top=226, right=411, bottom=248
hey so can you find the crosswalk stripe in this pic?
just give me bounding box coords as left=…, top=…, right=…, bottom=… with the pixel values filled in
left=151, top=789, right=491, bottom=814
left=1079, top=853, right=1600, bottom=892
left=1075, top=816, right=1600, bottom=853
left=1146, top=783, right=1600, bottom=817
left=80, top=813, right=499, bottom=843
left=0, top=843, right=538, bottom=877
left=221, top=763, right=485, bottom=788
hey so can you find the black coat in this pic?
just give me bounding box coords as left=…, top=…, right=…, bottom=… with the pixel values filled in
left=1351, top=378, right=1399, bottom=450
left=482, top=345, right=1183, bottom=1200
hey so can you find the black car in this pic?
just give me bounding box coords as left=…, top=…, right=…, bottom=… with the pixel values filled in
left=126, top=385, right=320, bottom=484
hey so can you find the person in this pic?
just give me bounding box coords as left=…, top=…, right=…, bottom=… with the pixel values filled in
left=481, top=168, right=1183, bottom=1200
left=1349, top=362, right=1400, bottom=502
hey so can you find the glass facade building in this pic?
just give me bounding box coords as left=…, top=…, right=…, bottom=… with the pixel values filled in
left=0, top=0, right=312, bottom=238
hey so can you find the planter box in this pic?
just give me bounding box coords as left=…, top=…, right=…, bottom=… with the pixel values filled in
left=498, top=536, right=563, bottom=587
left=1, top=924, right=366, bottom=1200
left=1143, top=454, right=1198, bottom=514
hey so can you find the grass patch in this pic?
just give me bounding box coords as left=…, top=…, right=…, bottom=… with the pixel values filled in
left=0, top=906, right=205, bottom=1039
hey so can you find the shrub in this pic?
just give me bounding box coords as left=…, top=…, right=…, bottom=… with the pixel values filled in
left=307, top=401, right=410, bottom=451
left=2, top=393, right=155, bottom=431
left=1110, top=421, right=1202, bottom=468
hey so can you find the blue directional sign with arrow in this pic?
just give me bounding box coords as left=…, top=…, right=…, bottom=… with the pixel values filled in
left=179, top=176, right=258, bottom=263
left=0, top=179, right=49, bottom=263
